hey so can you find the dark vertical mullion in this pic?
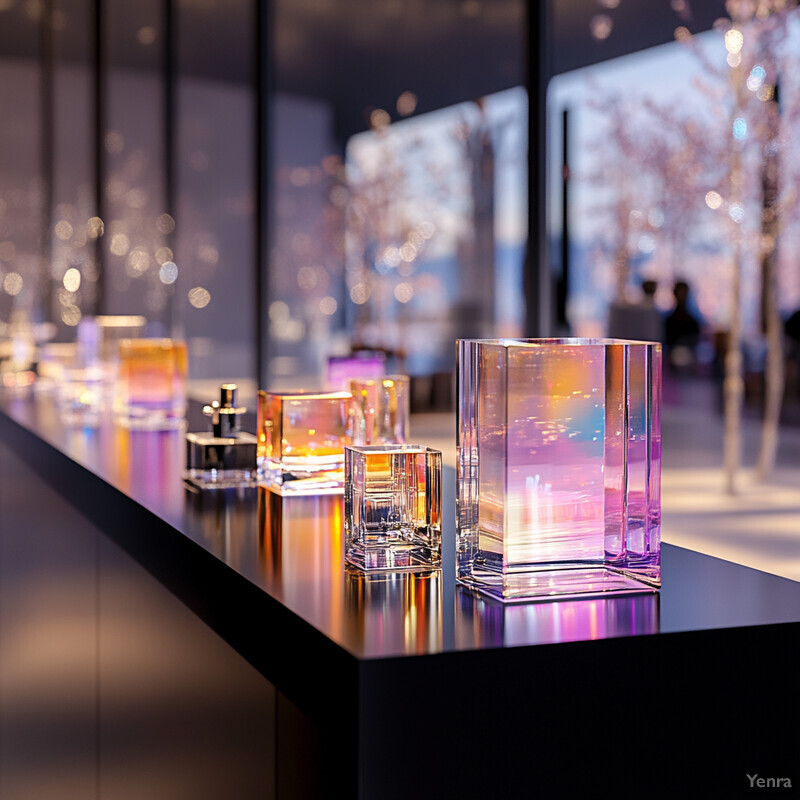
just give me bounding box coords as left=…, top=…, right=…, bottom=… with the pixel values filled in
left=164, top=0, right=176, bottom=334
left=256, top=0, right=272, bottom=388
left=93, top=0, right=105, bottom=315
left=558, top=107, right=570, bottom=331
left=40, top=0, right=54, bottom=325
left=524, top=1, right=551, bottom=337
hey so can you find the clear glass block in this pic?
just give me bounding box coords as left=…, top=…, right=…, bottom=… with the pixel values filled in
left=457, top=338, right=661, bottom=602
left=345, top=444, right=442, bottom=571
left=257, top=390, right=352, bottom=495
left=348, top=375, right=410, bottom=445
left=114, top=338, right=187, bottom=429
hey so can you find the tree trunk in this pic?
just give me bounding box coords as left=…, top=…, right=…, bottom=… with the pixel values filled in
left=756, top=99, right=784, bottom=482
left=723, top=249, right=743, bottom=495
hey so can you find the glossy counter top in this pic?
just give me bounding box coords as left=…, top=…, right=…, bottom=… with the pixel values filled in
left=2, top=391, right=800, bottom=666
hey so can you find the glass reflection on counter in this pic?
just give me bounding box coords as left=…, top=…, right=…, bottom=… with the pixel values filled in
left=258, top=486, right=345, bottom=629
left=112, top=425, right=185, bottom=523
left=455, top=588, right=659, bottom=649
left=184, top=485, right=259, bottom=566
left=344, top=568, right=442, bottom=656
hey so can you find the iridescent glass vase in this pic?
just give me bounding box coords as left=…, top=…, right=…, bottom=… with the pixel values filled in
left=457, top=338, right=661, bottom=602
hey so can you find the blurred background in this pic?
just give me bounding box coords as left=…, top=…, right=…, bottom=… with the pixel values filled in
left=2, top=0, right=800, bottom=579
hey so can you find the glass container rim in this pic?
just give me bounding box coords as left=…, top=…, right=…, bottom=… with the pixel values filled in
left=258, top=389, right=353, bottom=400
left=457, top=337, right=661, bottom=348
left=345, top=444, right=441, bottom=456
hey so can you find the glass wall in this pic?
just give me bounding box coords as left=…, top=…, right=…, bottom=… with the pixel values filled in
left=0, top=2, right=43, bottom=345
left=0, top=0, right=526, bottom=404
left=267, top=0, right=527, bottom=393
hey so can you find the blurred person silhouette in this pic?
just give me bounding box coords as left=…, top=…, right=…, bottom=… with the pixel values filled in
left=785, top=308, right=800, bottom=386
left=607, top=279, right=664, bottom=343
left=665, top=280, right=701, bottom=368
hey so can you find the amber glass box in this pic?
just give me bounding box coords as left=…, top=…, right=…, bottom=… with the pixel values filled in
left=114, top=338, right=187, bottom=429
left=258, top=390, right=352, bottom=494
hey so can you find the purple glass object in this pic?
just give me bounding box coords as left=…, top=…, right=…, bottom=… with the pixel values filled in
left=326, top=353, right=386, bottom=391
left=457, top=338, right=661, bottom=602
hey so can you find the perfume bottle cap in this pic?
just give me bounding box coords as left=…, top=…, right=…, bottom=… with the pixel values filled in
left=203, top=383, right=247, bottom=438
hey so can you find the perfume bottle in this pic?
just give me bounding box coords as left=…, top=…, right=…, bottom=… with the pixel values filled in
left=185, top=384, right=258, bottom=488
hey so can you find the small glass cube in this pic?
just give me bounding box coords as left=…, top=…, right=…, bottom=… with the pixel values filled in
left=457, top=338, right=661, bottom=602
left=258, top=390, right=352, bottom=495
left=345, top=444, right=442, bottom=572
left=114, top=338, right=187, bottom=429
left=348, top=375, right=410, bottom=445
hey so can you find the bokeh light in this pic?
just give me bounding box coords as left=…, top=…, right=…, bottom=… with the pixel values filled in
left=156, top=213, right=175, bottom=234
left=54, top=220, right=73, bottom=240
left=188, top=286, right=211, bottom=308
left=724, top=29, right=743, bottom=54
left=3, top=272, right=22, bottom=295
left=396, top=91, right=418, bottom=116
left=62, top=267, right=81, bottom=292
left=394, top=282, right=413, bottom=303
left=61, top=305, right=82, bottom=326
left=110, top=233, right=130, bottom=256
left=728, top=203, right=745, bottom=223
left=590, top=15, right=613, bottom=41
left=159, top=261, right=178, bottom=284
left=319, top=296, right=337, bottom=315
left=87, top=217, right=104, bottom=239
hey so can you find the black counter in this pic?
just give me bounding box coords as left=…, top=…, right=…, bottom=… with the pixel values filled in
left=2, top=393, right=799, bottom=798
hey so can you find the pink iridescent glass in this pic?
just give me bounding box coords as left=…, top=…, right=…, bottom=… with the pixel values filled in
left=457, top=338, right=661, bottom=602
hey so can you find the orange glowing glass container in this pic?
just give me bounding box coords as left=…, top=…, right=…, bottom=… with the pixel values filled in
left=257, top=389, right=352, bottom=494
left=114, top=338, right=187, bottom=429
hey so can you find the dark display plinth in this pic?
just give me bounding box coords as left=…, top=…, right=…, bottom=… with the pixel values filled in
left=1, top=395, right=799, bottom=798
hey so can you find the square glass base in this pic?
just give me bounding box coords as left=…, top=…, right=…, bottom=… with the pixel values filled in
left=114, top=406, right=186, bottom=430
left=347, top=536, right=441, bottom=572
left=457, top=562, right=660, bottom=603
left=184, top=468, right=259, bottom=490
left=259, top=457, right=344, bottom=496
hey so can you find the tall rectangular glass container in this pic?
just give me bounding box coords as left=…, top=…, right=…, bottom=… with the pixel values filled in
left=457, top=338, right=661, bottom=602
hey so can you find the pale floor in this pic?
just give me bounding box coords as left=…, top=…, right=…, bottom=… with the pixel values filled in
left=411, top=382, right=800, bottom=583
